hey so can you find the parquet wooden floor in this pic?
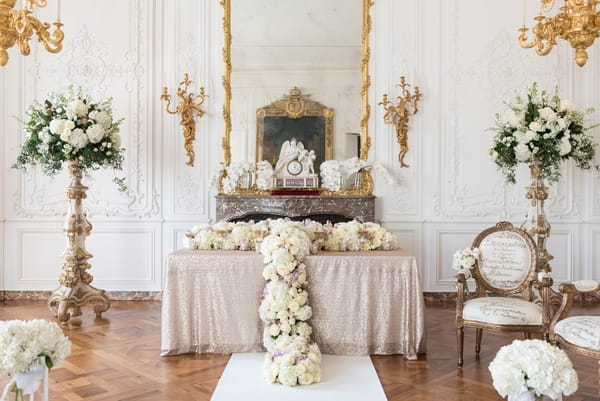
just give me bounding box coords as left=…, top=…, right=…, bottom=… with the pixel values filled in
left=0, top=301, right=598, bottom=401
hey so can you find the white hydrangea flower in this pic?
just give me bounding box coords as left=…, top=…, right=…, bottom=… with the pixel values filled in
left=86, top=124, right=105, bottom=144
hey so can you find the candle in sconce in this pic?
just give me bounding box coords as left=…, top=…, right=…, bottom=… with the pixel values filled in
left=57, top=0, right=61, bottom=21
left=523, top=0, right=526, bottom=26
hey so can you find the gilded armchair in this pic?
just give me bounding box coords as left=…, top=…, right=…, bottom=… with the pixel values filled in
left=456, top=221, right=553, bottom=367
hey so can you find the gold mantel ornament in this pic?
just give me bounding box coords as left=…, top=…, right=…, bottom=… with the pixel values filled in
left=0, top=0, right=64, bottom=66
left=379, top=76, right=422, bottom=168
left=161, top=73, right=207, bottom=167
left=519, top=0, right=600, bottom=67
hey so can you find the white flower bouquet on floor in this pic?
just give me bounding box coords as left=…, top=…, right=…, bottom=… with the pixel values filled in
left=489, top=339, right=578, bottom=400
left=0, top=320, right=71, bottom=400
left=489, top=82, right=598, bottom=184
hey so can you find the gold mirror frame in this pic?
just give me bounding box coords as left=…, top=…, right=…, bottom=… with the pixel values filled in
left=219, top=0, right=374, bottom=195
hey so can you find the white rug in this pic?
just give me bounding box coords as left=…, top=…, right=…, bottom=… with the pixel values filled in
left=210, top=353, right=388, bottom=401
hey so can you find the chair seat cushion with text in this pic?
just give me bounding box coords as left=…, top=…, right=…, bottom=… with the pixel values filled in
left=463, top=297, right=543, bottom=325
left=554, top=316, right=600, bottom=351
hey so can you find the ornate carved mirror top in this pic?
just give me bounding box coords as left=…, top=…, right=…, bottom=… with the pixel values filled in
left=219, top=0, right=373, bottom=195
left=256, top=87, right=333, bottom=176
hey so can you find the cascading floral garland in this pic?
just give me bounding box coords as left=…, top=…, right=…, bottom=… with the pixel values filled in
left=184, top=218, right=397, bottom=386
left=259, top=226, right=321, bottom=386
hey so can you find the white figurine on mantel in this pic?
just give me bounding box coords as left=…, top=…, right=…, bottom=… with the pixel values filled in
left=273, top=138, right=317, bottom=179
left=272, top=138, right=319, bottom=188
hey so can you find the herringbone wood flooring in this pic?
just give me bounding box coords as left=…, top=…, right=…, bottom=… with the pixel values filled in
left=1, top=301, right=598, bottom=401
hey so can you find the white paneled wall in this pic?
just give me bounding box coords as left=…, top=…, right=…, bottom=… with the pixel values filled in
left=2, top=0, right=600, bottom=292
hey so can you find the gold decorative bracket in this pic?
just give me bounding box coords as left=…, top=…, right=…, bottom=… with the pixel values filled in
left=161, top=73, right=207, bottom=167
left=379, top=76, right=422, bottom=168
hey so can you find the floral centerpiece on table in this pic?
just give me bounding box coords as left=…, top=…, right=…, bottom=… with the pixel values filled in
left=489, top=82, right=598, bottom=184
left=0, top=320, right=71, bottom=400
left=489, top=339, right=578, bottom=401
left=12, top=86, right=126, bottom=190
left=452, top=247, right=480, bottom=293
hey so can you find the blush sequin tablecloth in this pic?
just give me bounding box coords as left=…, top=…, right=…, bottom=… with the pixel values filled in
left=160, top=249, right=426, bottom=359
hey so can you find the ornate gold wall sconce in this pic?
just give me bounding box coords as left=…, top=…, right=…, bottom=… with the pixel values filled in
left=161, top=73, right=207, bottom=167
left=519, top=0, right=600, bottom=67
left=0, top=0, right=64, bottom=66
left=379, top=76, right=422, bottom=168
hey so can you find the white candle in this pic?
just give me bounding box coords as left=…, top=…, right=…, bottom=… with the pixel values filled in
left=57, top=0, right=61, bottom=21
left=523, top=0, right=526, bottom=26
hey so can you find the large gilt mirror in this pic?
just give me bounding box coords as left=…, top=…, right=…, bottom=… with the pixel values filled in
left=220, top=0, right=373, bottom=195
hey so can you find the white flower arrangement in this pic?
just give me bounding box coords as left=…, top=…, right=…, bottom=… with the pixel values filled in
left=452, top=247, right=480, bottom=280
left=259, top=224, right=321, bottom=386
left=489, top=82, right=598, bottom=184
left=319, top=160, right=343, bottom=191
left=320, top=157, right=395, bottom=191
left=255, top=160, right=274, bottom=190
left=12, top=86, right=126, bottom=191
left=184, top=219, right=397, bottom=254
left=489, top=339, right=578, bottom=400
left=321, top=220, right=397, bottom=252
left=0, top=320, right=71, bottom=398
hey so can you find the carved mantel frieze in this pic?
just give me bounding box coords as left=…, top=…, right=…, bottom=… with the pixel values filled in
left=215, top=195, right=376, bottom=223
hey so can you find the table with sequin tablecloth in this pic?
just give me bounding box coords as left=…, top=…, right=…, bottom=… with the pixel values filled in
left=160, top=249, right=426, bottom=359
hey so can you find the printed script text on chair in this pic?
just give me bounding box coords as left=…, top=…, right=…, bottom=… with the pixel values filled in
left=549, top=280, right=600, bottom=391
left=455, top=221, right=553, bottom=367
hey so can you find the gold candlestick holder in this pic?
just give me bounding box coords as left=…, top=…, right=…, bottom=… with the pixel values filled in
left=161, top=73, right=207, bottom=167
left=379, top=76, right=422, bottom=167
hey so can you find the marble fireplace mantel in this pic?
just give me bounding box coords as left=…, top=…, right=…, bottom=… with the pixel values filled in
left=215, top=194, right=376, bottom=223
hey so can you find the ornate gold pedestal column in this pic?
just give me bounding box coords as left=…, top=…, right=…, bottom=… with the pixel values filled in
left=48, top=161, right=110, bottom=323
left=520, top=160, right=553, bottom=274
left=520, top=159, right=561, bottom=310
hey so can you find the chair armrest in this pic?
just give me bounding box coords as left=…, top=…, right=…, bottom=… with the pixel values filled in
left=573, top=279, right=600, bottom=293
left=549, top=283, right=577, bottom=333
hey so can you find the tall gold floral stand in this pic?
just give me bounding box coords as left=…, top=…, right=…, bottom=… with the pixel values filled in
left=520, top=159, right=562, bottom=309
left=48, top=161, right=110, bottom=323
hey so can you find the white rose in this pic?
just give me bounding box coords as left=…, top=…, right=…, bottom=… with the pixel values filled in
left=90, top=110, right=112, bottom=129
left=525, top=130, right=536, bottom=141
left=68, top=128, right=89, bottom=149
left=86, top=124, right=105, bottom=144
left=514, top=143, right=532, bottom=162
left=558, top=139, right=572, bottom=156
left=513, top=130, right=527, bottom=143
left=59, top=128, right=72, bottom=142
left=298, top=373, right=314, bottom=385
left=529, top=121, right=543, bottom=132
left=539, top=106, right=556, bottom=122
left=68, top=99, right=88, bottom=119
left=49, top=119, right=65, bottom=134
left=268, top=324, right=280, bottom=337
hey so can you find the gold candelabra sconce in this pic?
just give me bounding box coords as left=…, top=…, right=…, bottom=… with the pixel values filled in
left=519, top=0, right=600, bottom=67
left=161, top=73, right=207, bottom=167
left=0, top=0, right=64, bottom=66
left=379, top=76, right=422, bottom=168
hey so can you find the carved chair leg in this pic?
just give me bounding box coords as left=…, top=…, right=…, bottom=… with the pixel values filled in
left=457, top=326, right=464, bottom=368
left=475, top=328, right=483, bottom=357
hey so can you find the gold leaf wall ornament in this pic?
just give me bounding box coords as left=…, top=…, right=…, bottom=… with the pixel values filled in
left=161, top=73, right=208, bottom=167
left=379, top=76, right=422, bottom=168
left=519, top=0, right=600, bottom=67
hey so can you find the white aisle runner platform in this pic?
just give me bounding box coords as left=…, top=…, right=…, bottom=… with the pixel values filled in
left=210, top=353, right=388, bottom=401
